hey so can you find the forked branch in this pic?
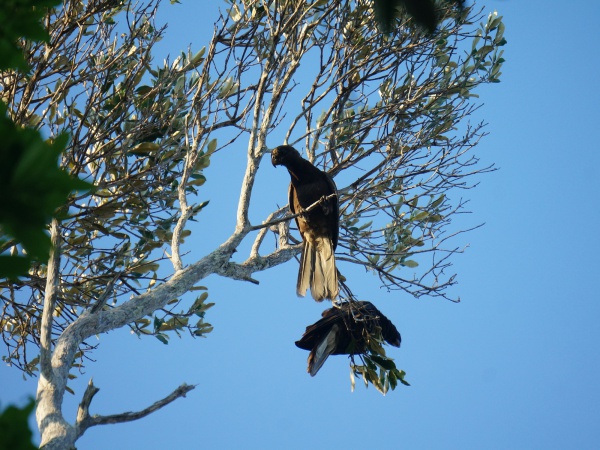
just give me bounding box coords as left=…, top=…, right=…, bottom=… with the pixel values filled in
left=75, top=379, right=196, bottom=437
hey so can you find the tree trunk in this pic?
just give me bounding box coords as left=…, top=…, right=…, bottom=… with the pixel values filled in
left=36, top=373, right=76, bottom=449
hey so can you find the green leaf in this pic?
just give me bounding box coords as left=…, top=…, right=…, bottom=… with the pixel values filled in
left=195, top=153, right=211, bottom=170
left=430, top=193, right=445, bottom=209
left=411, top=211, right=428, bottom=221
left=195, top=200, right=210, bottom=213
left=188, top=174, right=206, bottom=186
left=397, top=369, right=411, bottom=386
left=131, top=262, right=160, bottom=275
left=129, top=142, right=160, bottom=155
left=153, top=316, right=164, bottom=333
left=135, top=85, right=153, bottom=96
left=427, top=214, right=443, bottom=223
left=477, top=45, right=494, bottom=57
left=373, top=0, right=439, bottom=34
left=0, top=109, right=93, bottom=262
left=155, top=334, right=169, bottom=345
left=368, top=354, right=397, bottom=371
left=0, top=256, right=32, bottom=279
left=186, top=47, right=206, bottom=69
left=189, top=285, right=208, bottom=291
left=207, top=138, right=217, bottom=154
left=0, top=0, right=62, bottom=71
left=0, top=398, right=37, bottom=450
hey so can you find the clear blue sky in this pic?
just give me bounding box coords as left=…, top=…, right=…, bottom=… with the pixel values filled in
left=2, top=1, right=600, bottom=449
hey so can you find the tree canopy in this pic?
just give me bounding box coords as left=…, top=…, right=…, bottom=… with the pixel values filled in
left=0, top=0, right=505, bottom=447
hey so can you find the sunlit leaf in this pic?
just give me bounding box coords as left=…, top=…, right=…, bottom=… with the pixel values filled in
left=129, top=142, right=160, bottom=155
left=228, top=3, right=242, bottom=21
left=188, top=174, right=206, bottom=186
left=207, top=138, right=217, bottom=154
left=186, top=47, right=206, bottom=69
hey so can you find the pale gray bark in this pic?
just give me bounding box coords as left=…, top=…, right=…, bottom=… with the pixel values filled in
left=36, top=223, right=299, bottom=448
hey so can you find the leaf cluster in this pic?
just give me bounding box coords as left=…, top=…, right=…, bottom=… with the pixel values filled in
left=350, top=338, right=410, bottom=395
left=0, top=0, right=60, bottom=71
left=373, top=0, right=458, bottom=34
left=337, top=299, right=410, bottom=395
left=0, top=0, right=93, bottom=279
left=1, top=0, right=216, bottom=372
left=133, top=288, right=214, bottom=344
left=0, top=116, right=91, bottom=267
left=0, top=398, right=36, bottom=450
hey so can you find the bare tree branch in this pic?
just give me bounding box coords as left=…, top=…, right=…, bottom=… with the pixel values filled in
left=76, top=380, right=195, bottom=436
